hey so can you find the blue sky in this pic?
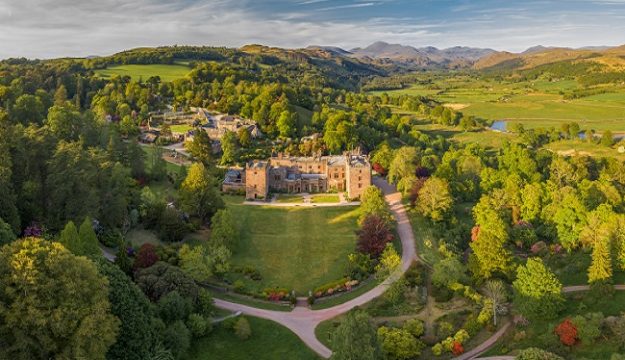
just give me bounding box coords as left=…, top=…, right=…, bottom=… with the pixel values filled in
left=1, top=0, right=625, bottom=59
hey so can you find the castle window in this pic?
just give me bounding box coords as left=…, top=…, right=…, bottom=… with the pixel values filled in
left=358, top=183, right=362, bottom=188
left=358, top=176, right=362, bottom=181
left=359, top=169, right=362, bottom=174
left=254, top=171, right=257, bottom=175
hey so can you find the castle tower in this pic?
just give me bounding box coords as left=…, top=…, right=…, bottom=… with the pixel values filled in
left=245, top=160, right=270, bottom=200
left=345, top=154, right=371, bottom=200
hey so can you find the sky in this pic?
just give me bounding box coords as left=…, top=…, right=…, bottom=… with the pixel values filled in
left=1, top=0, right=625, bottom=59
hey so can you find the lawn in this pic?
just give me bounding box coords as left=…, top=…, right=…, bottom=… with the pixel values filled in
left=185, top=316, right=319, bottom=360
left=275, top=194, right=304, bottom=203
left=126, top=228, right=161, bottom=247
left=141, top=146, right=184, bottom=173
left=170, top=124, right=195, bottom=134
left=95, top=63, right=191, bottom=82
left=311, top=194, right=340, bottom=203
left=225, top=196, right=360, bottom=294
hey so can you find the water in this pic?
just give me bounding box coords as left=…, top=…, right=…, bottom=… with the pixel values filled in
left=490, top=120, right=507, bottom=132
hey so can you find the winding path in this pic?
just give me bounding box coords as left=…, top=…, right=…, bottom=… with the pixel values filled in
left=214, top=177, right=417, bottom=358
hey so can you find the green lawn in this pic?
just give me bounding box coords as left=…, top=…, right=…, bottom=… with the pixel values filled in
left=185, top=316, right=319, bottom=360
left=170, top=124, right=195, bottom=134
left=311, top=194, right=340, bottom=203
left=141, top=146, right=184, bottom=173
left=275, top=194, right=304, bottom=203
left=545, top=139, right=625, bottom=161
left=225, top=196, right=360, bottom=294
left=126, top=228, right=161, bottom=247
left=95, top=63, right=191, bottom=82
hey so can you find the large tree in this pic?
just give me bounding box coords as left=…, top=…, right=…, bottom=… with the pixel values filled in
left=96, top=259, right=157, bottom=360
left=179, top=163, right=224, bottom=223
left=357, top=214, right=394, bottom=258
left=416, top=177, right=453, bottom=222
left=0, top=238, right=119, bottom=359
left=210, top=208, right=239, bottom=250
left=331, top=310, right=381, bottom=360
left=470, top=204, right=511, bottom=278
left=513, top=258, right=564, bottom=320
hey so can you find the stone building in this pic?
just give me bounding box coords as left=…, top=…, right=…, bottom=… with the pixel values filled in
left=241, top=152, right=371, bottom=200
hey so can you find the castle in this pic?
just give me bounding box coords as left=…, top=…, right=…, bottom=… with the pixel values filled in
left=240, top=152, right=371, bottom=200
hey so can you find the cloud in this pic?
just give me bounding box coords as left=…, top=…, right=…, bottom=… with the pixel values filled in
left=0, top=0, right=624, bottom=59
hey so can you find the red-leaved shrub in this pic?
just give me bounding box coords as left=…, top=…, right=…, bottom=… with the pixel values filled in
left=555, top=318, right=578, bottom=346
left=133, top=243, right=159, bottom=270
left=356, top=214, right=394, bottom=258
left=452, top=341, right=464, bottom=355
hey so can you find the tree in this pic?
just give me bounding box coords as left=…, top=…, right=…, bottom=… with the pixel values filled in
left=220, top=130, right=238, bottom=165
left=186, top=129, right=213, bottom=165
left=375, top=243, right=401, bottom=278
left=432, top=257, right=467, bottom=288
left=46, top=105, right=82, bottom=140
left=331, top=310, right=381, bottom=360
left=163, top=320, right=191, bottom=359
left=58, top=220, right=80, bottom=253
left=482, top=280, right=507, bottom=326
left=234, top=317, right=252, bottom=340
left=470, top=204, right=511, bottom=278
left=377, top=326, right=424, bottom=360
left=513, top=258, right=564, bottom=320
left=277, top=110, right=296, bottom=138
left=571, top=312, right=603, bottom=346
left=148, top=144, right=167, bottom=181
left=158, top=291, right=193, bottom=324
left=210, top=209, right=239, bottom=250
left=602, top=130, right=614, bottom=147
left=158, top=207, right=190, bottom=242
left=388, top=147, right=419, bottom=187
left=0, top=218, right=16, bottom=246
left=416, top=177, right=453, bottom=222
left=554, top=318, right=578, bottom=346
left=0, top=238, right=119, bottom=359
left=187, top=313, right=210, bottom=338
left=78, top=217, right=101, bottom=258
left=135, top=262, right=199, bottom=302
left=588, top=235, right=613, bottom=284
left=179, top=163, right=224, bottom=223
left=357, top=214, right=394, bottom=258
left=358, top=186, right=392, bottom=225
left=516, top=347, right=564, bottom=360
left=134, top=243, right=160, bottom=270
left=179, top=243, right=231, bottom=282
left=96, top=259, right=156, bottom=360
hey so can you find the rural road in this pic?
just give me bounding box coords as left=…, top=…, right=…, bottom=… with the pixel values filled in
left=214, top=177, right=418, bottom=358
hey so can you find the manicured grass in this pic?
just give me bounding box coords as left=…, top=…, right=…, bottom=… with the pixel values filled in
left=170, top=124, right=195, bottom=134
left=141, top=146, right=184, bottom=173
left=226, top=197, right=360, bottom=294
left=185, top=316, right=319, bottom=360
left=275, top=194, right=304, bottom=203
left=95, top=63, right=191, bottom=82
left=311, top=194, right=340, bottom=203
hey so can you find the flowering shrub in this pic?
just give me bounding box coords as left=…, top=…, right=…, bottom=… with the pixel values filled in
left=471, top=226, right=480, bottom=242
left=313, top=278, right=358, bottom=298
left=262, top=287, right=290, bottom=301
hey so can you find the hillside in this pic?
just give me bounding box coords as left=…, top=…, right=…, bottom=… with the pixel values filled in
left=474, top=44, right=625, bottom=71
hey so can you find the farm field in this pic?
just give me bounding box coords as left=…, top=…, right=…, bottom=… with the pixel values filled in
left=374, top=76, right=625, bottom=131
left=185, top=316, right=319, bottom=360
left=95, top=63, right=191, bottom=82
left=224, top=196, right=359, bottom=294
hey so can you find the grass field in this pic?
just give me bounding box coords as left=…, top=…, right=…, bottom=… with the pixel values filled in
left=545, top=139, right=625, bottom=161
left=170, top=124, right=195, bottom=134
left=374, top=75, right=625, bottom=132
left=311, top=194, right=340, bottom=203
left=95, top=63, right=191, bottom=82
left=225, top=196, right=359, bottom=294
left=275, top=194, right=304, bottom=203
left=185, top=316, right=319, bottom=360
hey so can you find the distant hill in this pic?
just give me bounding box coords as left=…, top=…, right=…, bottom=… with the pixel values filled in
left=474, top=44, right=625, bottom=71
left=347, top=41, right=496, bottom=68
